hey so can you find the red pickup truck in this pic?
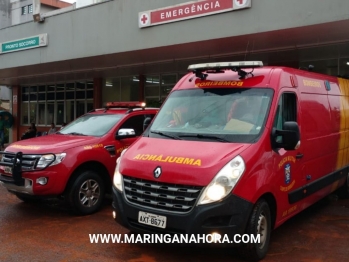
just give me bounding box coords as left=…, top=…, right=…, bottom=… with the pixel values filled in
left=0, top=102, right=158, bottom=215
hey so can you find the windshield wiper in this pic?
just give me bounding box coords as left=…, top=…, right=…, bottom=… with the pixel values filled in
left=178, top=134, right=230, bottom=142
left=66, top=132, right=87, bottom=136
left=150, top=130, right=182, bottom=140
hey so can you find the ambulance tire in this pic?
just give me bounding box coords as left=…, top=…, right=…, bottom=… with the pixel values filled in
left=66, top=170, right=105, bottom=215
left=337, top=172, right=349, bottom=199
left=239, top=199, right=271, bottom=262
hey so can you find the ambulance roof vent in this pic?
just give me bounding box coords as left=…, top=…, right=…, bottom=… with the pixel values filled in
left=188, top=61, right=263, bottom=80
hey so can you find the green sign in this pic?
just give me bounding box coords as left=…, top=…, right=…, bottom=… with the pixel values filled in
left=0, top=34, right=47, bottom=54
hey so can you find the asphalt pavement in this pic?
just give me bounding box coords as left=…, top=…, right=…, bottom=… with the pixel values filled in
left=0, top=185, right=348, bottom=262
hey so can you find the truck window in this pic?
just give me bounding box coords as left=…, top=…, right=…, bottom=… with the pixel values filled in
left=59, top=113, right=123, bottom=136
left=120, top=114, right=155, bottom=136
left=273, top=92, right=297, bottom=130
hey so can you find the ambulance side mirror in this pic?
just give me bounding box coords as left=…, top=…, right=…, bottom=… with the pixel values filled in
left=116, top=128, right=136, bottom=140
left=272, top=121, right=300, bottom=151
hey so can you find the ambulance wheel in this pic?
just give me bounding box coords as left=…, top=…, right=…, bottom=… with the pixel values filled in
left=337, top=172, right=349, bottom=199
left=66, top=170, right=105, bottom=215
left=239, top=199, right=271, bottom=262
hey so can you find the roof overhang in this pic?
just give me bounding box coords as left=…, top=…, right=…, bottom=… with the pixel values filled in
left=1, top=19, right=349, bottom=86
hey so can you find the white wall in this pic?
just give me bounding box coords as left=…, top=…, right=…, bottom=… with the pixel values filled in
left=1, top=0, right=349, bottom=70
left=76, top=0, right=105, bottom=8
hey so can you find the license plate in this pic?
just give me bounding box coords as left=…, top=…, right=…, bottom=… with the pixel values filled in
left=138, top=211, right=167, bottom=229
left=3, top=166, right=12, bottom=174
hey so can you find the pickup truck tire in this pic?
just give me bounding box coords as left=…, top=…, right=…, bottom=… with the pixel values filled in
left=238, top=199, right=271, bottom=262
left=66, top=170, right=105, bottom=215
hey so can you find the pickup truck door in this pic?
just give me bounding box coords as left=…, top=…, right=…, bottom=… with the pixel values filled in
left=115, top=113, right=156, bottom=157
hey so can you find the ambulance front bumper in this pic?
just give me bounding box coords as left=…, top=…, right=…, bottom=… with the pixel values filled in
left=112, top=186, right=253, bottom=241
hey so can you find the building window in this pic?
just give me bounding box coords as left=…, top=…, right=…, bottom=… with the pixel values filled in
left=102, top=77, right=139, bottom=105
left=28, top=4, right=33, bottom=14
left=299, top=58, right=349, bottom=78
left=144, top=73, right=181, bottom=107
left=21, top=81, right=94, bottom=127
left=102, top=73, right=183, bottom=108
left=160, top=74, right=177, bottom=101
left=21, top=6, right=28, bottom=15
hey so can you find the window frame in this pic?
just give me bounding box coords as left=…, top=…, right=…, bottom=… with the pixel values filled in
left=273, top=92, right=298, bottom=130
left=21, top=6, right=28, bottom=15
left=28, top=4, right=33, bottom=14
left=21, top=81, right=94, bottom=127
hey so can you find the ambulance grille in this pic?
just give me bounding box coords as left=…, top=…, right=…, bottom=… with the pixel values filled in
left=1, top=152, right=41, bottom=171
left=123, top=176, right=203, bottom=213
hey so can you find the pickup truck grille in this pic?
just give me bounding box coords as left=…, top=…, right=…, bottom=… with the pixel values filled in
left=1, top=153, right=41, bottom=171
left=123, top=176, right=203, bottom=213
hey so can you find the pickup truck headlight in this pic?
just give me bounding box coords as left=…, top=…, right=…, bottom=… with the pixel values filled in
left=113, top=149, right=127, bottom=192
left=36, top=153, right=66, bottom=169
left=197, top=155, right=245, bottom=205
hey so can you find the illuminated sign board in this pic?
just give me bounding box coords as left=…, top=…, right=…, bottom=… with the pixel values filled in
left=139, top=0, right=251, bottom=28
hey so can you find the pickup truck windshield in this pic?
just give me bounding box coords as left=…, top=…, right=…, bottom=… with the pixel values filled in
left=59, top=114, right=123, bottom=137
left=150, top=88, right=273, bottom=143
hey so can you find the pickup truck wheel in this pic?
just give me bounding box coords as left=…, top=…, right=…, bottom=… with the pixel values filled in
left=238, top=199, right=271, bottom=262
left=337, top=172, right=349, bottom=199
left=66, top=170, right=105, bottom=215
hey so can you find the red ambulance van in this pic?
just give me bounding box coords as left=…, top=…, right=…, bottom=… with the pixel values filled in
left=0, top=102, right=158, bottom=215
left=111, top=62, right=349, bottom=261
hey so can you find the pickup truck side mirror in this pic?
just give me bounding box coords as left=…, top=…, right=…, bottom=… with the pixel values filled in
left=271, top=121, right=300, bottom=150
left=116, top=128, right=136, bottom=140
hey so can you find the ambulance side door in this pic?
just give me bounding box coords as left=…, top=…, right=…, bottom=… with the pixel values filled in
left=272, top=91, right=305, bottom=220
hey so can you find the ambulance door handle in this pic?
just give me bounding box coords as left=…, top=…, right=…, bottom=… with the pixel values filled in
left=296, top=153, right=303, bottom=159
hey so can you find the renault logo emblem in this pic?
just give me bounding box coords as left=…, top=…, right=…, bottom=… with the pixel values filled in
left=154, top=166, right=162, bottom=178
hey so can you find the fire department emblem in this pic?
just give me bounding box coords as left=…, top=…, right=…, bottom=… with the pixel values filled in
left=154, top=166, right=162, bottom=178
left=284, top=163, right=291, bottom=185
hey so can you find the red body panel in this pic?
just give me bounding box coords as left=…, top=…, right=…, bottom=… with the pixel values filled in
left=122, top=137, right=251, bottom=186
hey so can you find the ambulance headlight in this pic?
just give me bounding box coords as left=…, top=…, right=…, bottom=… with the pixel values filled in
left=113, top=149, right=127, bottom=192
left=37, top=153, right=66, bottom=168
left=197, top=155, right=245, bottom=205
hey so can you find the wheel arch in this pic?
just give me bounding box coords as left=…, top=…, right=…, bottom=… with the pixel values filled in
left=258, top=192, right=277, bottom=230
left=64, top=161, right=112, bottom=195
left=238, top=192, right=276, bottom=261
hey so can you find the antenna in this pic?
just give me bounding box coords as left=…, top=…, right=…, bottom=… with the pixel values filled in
left=244, top=41, right=250, bottom=61
left=243, top=40, right=255, bottom=61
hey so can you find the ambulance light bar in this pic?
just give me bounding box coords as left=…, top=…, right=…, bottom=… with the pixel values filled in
left=188, top=61, right=263, bottom=71
left=106, top=102, right=146, bottom=108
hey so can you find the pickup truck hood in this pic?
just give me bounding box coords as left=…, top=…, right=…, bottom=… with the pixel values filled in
left=6, top=134, right=101, bottom=154
left=120, top=137, right=251, bottom=186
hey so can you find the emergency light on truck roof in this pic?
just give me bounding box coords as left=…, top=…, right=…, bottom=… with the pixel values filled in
left=188, top=61, right=264, bottom=80
left=105, top=102, right=146, bottom=108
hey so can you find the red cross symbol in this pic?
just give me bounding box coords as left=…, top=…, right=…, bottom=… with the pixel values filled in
left=235, top=0, right=245, bottom=6
left=141, top=14, right=148, bottom=25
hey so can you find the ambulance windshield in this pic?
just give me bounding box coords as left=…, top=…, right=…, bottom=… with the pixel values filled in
left=149, top=88, right=273, bottom=143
